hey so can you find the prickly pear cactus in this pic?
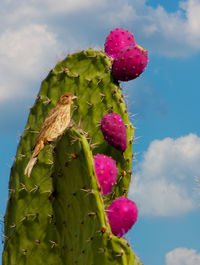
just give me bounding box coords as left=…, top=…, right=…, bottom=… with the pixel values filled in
left=2, top=49, right=141, bottom=265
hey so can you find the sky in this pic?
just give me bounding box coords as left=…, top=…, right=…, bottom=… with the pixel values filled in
left=0, top=0, right=200, bottom=264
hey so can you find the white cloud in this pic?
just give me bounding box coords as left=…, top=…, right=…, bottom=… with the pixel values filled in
left=0, top=24, right=61, bottom=101
left=102, top=0, right=200, bottom=56
left=166, top=248, right=200, bottom=265
left=103, top=2, right=136, bottom=25
left=130, top=134, right=200, bottom=216
left=0, top=24, right=57, bottom=74
left=1, top=0, right=200, bottom=102
left=2, top=0, right=107, bottom=21
left=39, top=0, right=106, bottom=14
left=0, top=0, right=107, bottom=103
left=2, top=0, right=200, bottom=58
left=181, top=0, right=200, bottom=34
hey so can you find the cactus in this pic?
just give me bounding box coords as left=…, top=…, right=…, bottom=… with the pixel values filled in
left=2, top=48, right=141, bottom=265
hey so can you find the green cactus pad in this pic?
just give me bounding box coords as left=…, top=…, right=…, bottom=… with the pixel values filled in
left=3, top=49, right=140, bottom=265
left=52, top=128, right=140, bottom=265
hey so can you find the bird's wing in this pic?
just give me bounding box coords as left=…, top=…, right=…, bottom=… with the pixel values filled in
left=34, top=108, right=59, bottom=147
left=41, top=104, right=60, bottom=125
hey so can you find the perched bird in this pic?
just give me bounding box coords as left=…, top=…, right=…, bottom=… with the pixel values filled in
left=25, top=92, right=77, bottom=177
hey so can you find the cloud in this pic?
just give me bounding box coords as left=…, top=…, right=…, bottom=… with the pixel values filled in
left=0, top=24, right=62, bottom=101
left=166, top=248, right=200, bottom=265
left=130, top=134, right=200, bottom=216
left=2, top=0, right=200, bottom=58
left=0, top=24, right=57, bottom=74
left=102, top=0, right=200, bottom=56
left=102, top=2, right=137, bottom=25
left=0, top=0, right=107, bottom=104
left=1, top=0, right=200, bottom=104
left=180, top=0, right=200, bottom=48
left=37, top=0, right=106, bottom=14
left=2, top=0, right=107, bottom=23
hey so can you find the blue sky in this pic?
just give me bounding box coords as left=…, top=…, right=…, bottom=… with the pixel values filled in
left=1, top=0, right=200, bottom=264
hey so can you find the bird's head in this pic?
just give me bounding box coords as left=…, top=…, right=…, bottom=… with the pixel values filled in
left=58, top=93, right=77, bottom=105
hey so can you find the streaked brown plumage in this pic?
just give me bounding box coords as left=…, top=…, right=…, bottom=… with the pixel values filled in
left=25, top=92, right=77, bottom=177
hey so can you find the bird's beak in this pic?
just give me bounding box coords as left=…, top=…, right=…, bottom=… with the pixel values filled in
left=72, top=95, right=77, bottom=101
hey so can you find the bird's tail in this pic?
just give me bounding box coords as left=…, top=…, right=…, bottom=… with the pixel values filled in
left=24, top=140, right=44, bottom=177
left=24, top=156, right=37, bottom=177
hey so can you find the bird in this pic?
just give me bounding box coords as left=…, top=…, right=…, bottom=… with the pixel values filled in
left=25, top=92, right=77, bottom=177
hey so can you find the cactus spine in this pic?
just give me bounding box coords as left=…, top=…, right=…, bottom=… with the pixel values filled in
left=2, top=49, right=141, bottom=265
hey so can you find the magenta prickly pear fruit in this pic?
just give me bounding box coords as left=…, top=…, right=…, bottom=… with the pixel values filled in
left=107, top=196, right=138, bottom=237
left=104, top=28, right=136, bottom=59
left=113, top=44, right=148, bottom=81
left=94, top=154, right=117, bottom=195
left=101, top=113, right=127, bottom=152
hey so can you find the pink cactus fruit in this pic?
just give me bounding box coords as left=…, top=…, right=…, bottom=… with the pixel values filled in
left=101, top=113, right=127, bottom=152
left=104, top=28, right=136, bottom=59
left=113, top=44, right=148, bottom=81
left=107, top=196, right=138, bottom=237
left=94, top=154, right=117, bottom=195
